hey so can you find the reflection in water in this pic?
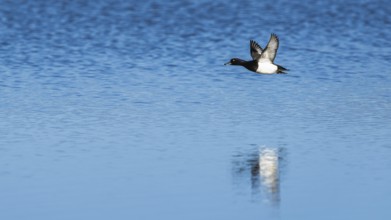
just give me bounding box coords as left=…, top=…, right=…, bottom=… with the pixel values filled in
left=233, top=146, right=285, bottom=206
left=257, top=148, right=280, bottom=204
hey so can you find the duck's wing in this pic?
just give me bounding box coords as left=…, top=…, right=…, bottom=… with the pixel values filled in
left=259, top=33, right=279, bottom=63
left=250, top=40, right=263, bottom=60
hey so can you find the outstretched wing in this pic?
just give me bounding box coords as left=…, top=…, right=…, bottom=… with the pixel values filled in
left=259, top=33, right=279, bottom=62
left=250, top=40, right=263, bottom=60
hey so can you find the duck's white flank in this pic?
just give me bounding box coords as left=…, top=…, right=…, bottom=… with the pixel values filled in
left=256, top=62, right=278, bottom=74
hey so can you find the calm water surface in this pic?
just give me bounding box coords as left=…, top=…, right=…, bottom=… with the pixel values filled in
left=0, top=0, right=390, bottom=219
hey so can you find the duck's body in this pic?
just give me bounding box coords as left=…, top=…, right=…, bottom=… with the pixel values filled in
left=233, top=59, right=286, bottom=74
left=225, top=33, right=287, bottom=74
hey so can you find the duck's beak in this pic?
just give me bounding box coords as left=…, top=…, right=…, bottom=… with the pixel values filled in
left=224, top=61, right=232, bottom=65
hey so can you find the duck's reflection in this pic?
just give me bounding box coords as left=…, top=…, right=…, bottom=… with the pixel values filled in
left=233, top=146, right=285, bottom=206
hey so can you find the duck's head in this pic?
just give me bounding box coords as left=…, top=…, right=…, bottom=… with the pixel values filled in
left=224, top=58, right=244, bottom=66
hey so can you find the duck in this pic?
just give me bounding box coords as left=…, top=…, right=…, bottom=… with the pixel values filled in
left=224, top=33, right=287, bottom=74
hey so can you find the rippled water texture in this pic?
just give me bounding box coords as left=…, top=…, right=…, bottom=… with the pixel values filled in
left=0, top=0, right=390, bottom=219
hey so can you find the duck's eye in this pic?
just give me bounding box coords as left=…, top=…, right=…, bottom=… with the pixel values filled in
left=232, top=59, right=235, bottom=62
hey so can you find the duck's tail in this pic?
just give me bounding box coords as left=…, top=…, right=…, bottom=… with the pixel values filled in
left=277, top=65, right=288, bottom=74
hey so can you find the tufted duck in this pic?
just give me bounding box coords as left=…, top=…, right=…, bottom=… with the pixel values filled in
left=224, top=33, right=287, bottom=74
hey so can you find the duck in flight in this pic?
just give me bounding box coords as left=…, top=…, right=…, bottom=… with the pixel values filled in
left=224, top=33, right=287, bottom=74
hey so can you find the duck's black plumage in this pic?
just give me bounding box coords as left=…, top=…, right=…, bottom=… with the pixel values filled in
left=250, top=40, right=263, bottom=60
left=226, top=58, right=258, bottom=72
left=276, top=64, right=287, bottom=73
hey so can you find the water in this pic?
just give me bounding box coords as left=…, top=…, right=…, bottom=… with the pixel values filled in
left=0, top=0, right=390, bottom=219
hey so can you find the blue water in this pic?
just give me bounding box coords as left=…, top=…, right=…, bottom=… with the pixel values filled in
left=0, top=0, right=390, bottom=219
